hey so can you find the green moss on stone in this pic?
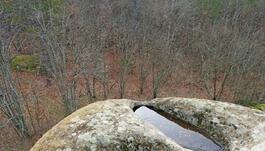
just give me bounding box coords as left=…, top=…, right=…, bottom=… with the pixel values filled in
left=193, top=112, right=205, bottom=125
left=236, top=99, right=265, bottom=111
left=250, top=103, right=265, bottom=111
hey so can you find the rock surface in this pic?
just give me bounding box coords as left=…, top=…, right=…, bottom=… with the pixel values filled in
left=30, top=99, right=189, bottom=151
left=31, top=98, right=265, bottom=151
left=139, top=98, right=265, bottom=151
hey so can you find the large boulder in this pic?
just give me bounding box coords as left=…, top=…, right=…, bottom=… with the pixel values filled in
left=31, top=98, right=265, bottom=151
left=30, top=99, right=189, bottom=151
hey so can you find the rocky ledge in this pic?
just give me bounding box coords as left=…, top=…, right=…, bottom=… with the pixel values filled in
left=31, top=98, right=265, bottom=151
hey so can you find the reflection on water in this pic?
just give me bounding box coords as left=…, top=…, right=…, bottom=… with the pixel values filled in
left=134, top=106, right=223, bottom=151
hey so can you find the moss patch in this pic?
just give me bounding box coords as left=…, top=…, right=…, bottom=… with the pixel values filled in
left=11, top=55, right=39, bottom=72
left=250, top=103, right=265, bottom=111
left=237, top=99, right=265, bottom=111
left=193, top=112, right=205, bottom=125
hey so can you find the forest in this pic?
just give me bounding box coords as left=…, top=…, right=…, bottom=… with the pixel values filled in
left=1, top=0, right=265, bottom=150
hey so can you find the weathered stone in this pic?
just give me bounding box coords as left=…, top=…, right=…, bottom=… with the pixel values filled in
left=31, top=98, right=265, bottom=151
left=138, top=98, right=265, bottom=151
left=31, top=99, right=189, bottom=151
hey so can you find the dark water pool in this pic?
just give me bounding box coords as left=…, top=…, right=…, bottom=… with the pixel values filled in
left=134, top=106, right=223, bottom=151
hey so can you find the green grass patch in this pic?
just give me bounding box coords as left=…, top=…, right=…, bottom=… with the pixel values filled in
left=250, top=103, right=265, bottom=111
left=11, top=55, right=39, bottom=72
left=198, top=0, right=222, bottom=19
left=237, top=99, right=265, bottom=111
left=197, top=0, right=262, bottom=19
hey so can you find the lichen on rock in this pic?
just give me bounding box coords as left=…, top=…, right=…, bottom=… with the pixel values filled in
left=31, top=99, right=189, bottom=151
left=140, top=98, right=265, bottom=151
left=31, top=98, right=265, bottom=151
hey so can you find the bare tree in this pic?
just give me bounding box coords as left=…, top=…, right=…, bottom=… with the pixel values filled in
left=0, top=39, right=30, bottom=138
left=149, top=2, right=183, bottom=98
left=35, top=2, right=80, bottom=115
left=110, top=0, right=136, bottom=99
left=78, top=0, right=112, bottom=101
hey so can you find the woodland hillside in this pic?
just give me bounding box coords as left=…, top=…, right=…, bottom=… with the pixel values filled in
left=1, top=0, right=265, bottom=150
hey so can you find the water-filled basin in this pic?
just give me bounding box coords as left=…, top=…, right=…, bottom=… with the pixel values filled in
left=134, top=106, right=223, bottom=151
